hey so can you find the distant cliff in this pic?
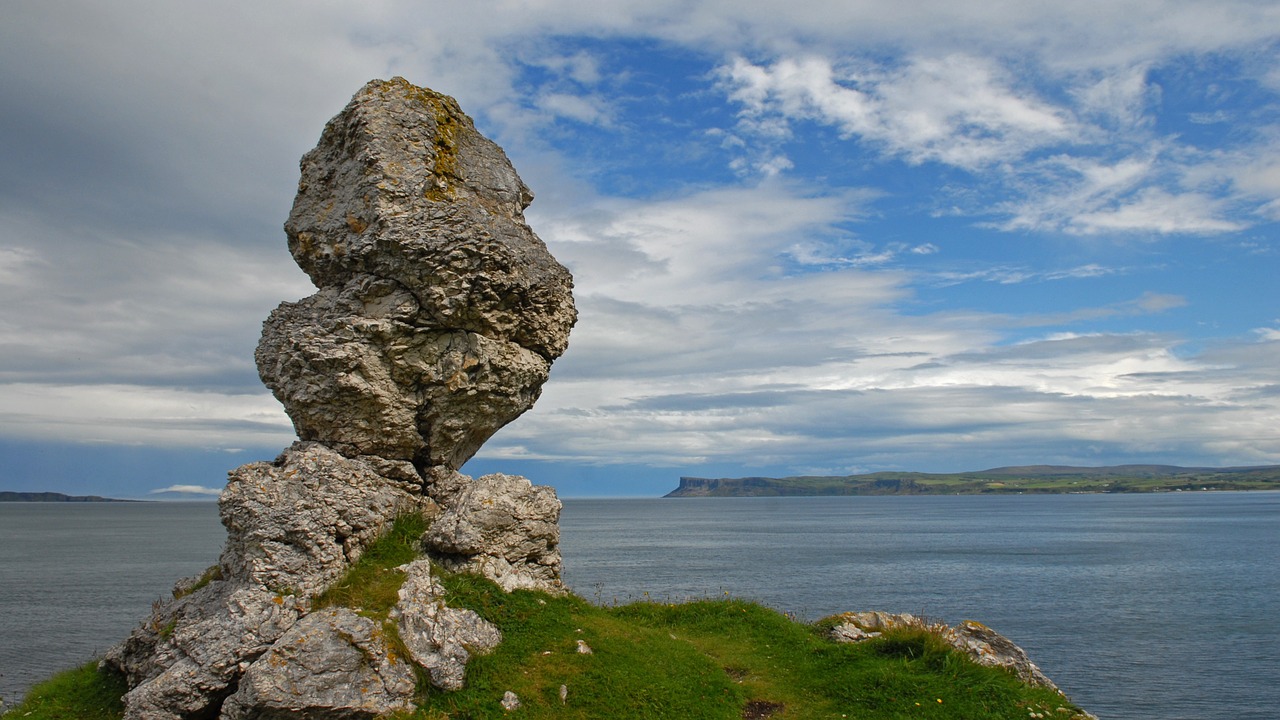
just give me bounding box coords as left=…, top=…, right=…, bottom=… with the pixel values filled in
left=0, top=491, right=136, bottom=502
left=665, top=464, right=1280, bottom=497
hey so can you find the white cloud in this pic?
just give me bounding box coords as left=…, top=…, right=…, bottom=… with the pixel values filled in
left=720, top=54, right=1075, bottom=171
left=1068, top=188, right=1246, bottom=235
left=1071, top=64, right=1155, bottom=128
left=150, top=485, right=223, bottom=496
left=0, top=383, right=294, bottom=448
left=717, top=50, right=1276, bottom=238
left=536, top=91, right=614, bottom=126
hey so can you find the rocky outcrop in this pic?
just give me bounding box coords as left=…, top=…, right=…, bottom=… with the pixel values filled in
left=258, top=77, right=575, bottom=476
left=219, top=442, right=432, bottom=599
left=104, top=78, right=575, bottom=720
left=220, top=608, right=418, bottom=720
left=107, top=581, right=306, bottom=718
left=825, top=611, right=1061, bottom=690
left=426, top=471, right=564, bottom=592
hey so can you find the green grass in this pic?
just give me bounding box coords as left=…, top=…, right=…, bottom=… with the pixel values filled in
left=5, top=513, right=1091, bottom=720
left=0, top=661, right=126, bottom=719
left=410, top=578, right=1087, bottom=719
left=312, top=512, right=431, bottom=615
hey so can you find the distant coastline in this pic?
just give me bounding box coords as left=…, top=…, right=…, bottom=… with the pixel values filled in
left=0, top=491, right=139, bottom=502
left=666, top=464, right=1280, bottom=497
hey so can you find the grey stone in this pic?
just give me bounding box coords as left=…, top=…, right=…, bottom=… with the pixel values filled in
left=220, top=608, right=417, bottom=719
left=219, top=442, right=434, bottom=599
left=501, top=691, right=521, bottom=711
left=950, top=620, right=1059, bottom=690
left=390, top=559, right=502, bottom=690
left=825, top=611, right=1061, bottom=691
left=105, top=582, right=304, bottom=720
left=258, top=77, right=576, bottom=475
left=426, top=471, right=564, bottom=592
left=105, top=444, right=434, bottom=719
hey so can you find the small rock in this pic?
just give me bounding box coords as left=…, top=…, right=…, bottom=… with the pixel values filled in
left=501, top=691, right=521, bottom=711
left=560, top=684, right=568, bottom=704
left=220, top=608, right=416, bottom=719
left=219, top=442, right=429, bottom=598
left=576, top=639, right=593, bottom=655
left=426, top=471, right=564, bottom=592
left=391, top=559, right=502, bottom=690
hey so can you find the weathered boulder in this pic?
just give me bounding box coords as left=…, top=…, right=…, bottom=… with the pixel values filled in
left=220, top=608, right=417, bottom=720
left=950, top=620, right=1059, bottom=690
left=219, top=442, right=434, bottom=599
left=258, top=76, right=576, bottom=476
left=105, top=581, right=304, bottom=720
left=104, top=448, right=437, bottom=720
left=426, top=471, right=564, bottom=592
left=825, top=611, right=1061, bottom=691
left=391, top=559, right=502, bottom=690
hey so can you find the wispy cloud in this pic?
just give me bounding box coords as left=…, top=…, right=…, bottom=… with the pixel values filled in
left=717, top=52, right=1275, bottom=238
left=149, top=484, right=223, bottom=496
left=719, top=54, right=1075, bottom=171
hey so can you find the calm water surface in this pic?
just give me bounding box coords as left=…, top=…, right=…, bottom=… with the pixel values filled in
left=1, top=492, right=1276, bottom=719
left=560, top=493, right=1280, bottom=720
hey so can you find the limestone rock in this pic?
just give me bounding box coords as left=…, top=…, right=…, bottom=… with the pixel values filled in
left=501, top=691, right=521, bottom=711
left=108, top=78, right=576, bottom=719
left=220, top=608, right=417, bottom=719
left=258, top=77, right=576, bottom=475
left=105, top=581, right=304, bottom=720
left=825, top=611, right=1061, bottom=691
left=426, top=471, right=564, bottom=592
left=390, top=559, right=502, bottom=690
left=950, top=620, right=1059, bottom=690
left=105, top=443, right=435, bottom=719
left=219, top=442, right=434, bottom=598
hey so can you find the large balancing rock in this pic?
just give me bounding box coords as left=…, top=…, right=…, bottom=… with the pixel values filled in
left=258, top=78, right=576, bottom=473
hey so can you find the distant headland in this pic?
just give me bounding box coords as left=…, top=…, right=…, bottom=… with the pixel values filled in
left=0, top=491, right=139, bottom=502
left=666, top=464, right=1280, bottom=497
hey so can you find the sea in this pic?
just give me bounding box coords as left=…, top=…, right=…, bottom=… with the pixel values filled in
left=1, top=492, right=1276, bottom=719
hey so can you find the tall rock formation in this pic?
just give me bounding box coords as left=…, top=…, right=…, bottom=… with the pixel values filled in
left=257, top=77, right=575, bottom=477
left=104, top=78, right=576, bottom=719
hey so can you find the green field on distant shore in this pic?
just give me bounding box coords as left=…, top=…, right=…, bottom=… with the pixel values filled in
left=667, top=464, right=1280, bottom=497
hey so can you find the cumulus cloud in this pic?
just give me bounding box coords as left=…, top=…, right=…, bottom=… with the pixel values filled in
left=719, top=54, right=1075, bottom=170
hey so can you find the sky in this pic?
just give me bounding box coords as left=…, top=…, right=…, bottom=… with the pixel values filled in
left=1, top=1, right=1278, bottom=498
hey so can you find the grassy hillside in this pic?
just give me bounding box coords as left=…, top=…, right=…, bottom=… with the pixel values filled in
left=668, top=464, right=1280, bottom=497
left=3, top=516, right=1091, bottom=720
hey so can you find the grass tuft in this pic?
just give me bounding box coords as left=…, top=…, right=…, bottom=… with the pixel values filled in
left=312, top=512, right=430, bottom=615
left=0, top=661, right=126, bottom=720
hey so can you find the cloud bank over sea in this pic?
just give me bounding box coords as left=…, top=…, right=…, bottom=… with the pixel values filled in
left=2, top=0, right=1277, bottom=495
